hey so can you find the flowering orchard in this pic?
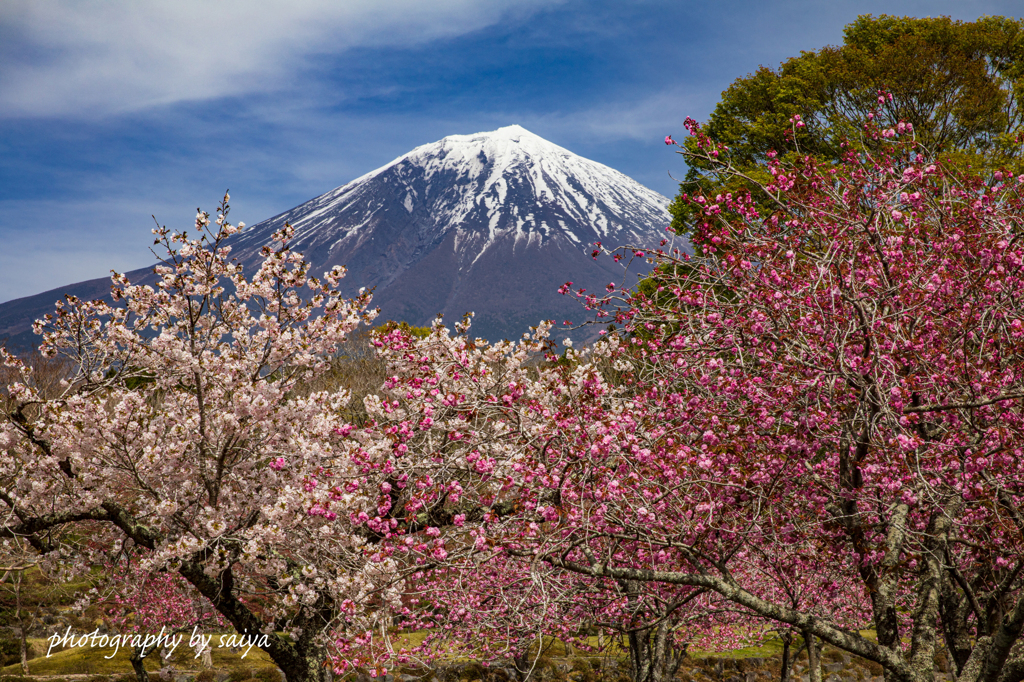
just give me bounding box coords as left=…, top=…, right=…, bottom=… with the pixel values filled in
left=102, top=566, right=226, bottom=682
left=0, top=196, right=384, bottom=682
left=2, top=110, right=1024, bottom=682
left=333, top=111, right=1024, bottom=682
left=324, top=319, right=759, bottom=681
left=531, top=115, right=1024, bottom=682
left=346, top=320, right=766, bottom=681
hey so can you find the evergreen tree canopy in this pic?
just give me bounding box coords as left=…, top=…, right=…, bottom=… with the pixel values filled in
left=672, top=14, right=1024, bottom=240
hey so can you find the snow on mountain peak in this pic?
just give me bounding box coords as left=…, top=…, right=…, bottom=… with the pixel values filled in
left=0, top=127, right=685, bottom=348
left=232, top=125, right=673, bottom=260
left=225, top=127, right=682, bottom=335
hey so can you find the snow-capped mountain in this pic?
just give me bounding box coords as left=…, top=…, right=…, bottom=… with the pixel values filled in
left=0, top=125, right=683, bottom=348
left=225, top=125, right=677, bottom=340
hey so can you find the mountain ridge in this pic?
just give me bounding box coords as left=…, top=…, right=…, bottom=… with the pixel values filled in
left=0, top=125, right=685, bottom=348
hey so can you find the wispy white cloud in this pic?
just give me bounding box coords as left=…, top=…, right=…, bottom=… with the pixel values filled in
left=5, top=0, right=1024, bottom=305
left=519, top=87, right=718, bottom=144
left=0, top=0, right=562, bottom=118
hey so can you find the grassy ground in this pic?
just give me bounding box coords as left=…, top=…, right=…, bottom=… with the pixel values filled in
left=386, top=631, right=794, bottom=666
left=2, top=635, right=278, bottom=678
left=2, top=623, right=886, bottom=678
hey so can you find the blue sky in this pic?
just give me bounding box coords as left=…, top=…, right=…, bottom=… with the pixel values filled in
left=1, top=0, right=1021, bottom=303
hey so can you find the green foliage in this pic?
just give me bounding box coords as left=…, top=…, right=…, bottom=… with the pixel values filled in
left=459, top=662, right=486, bottom=680
left=375, top=320, right=432, bottom=339
left=4, top=633, right=275, bottom=677
left=253, top=665, right=282, bottom=682
left=293, top=321, right=420, bottom=425
left=0, top=637, right=18, bottom=668
left=104, top=367, right=156, bottom=390
left=704, top=14, right=1024, bottom=162
left=124, top=372, right=157, bottom=391
left=568, top=657, right=600, bottom=682
left=674, top=14, right=1024, bottom=239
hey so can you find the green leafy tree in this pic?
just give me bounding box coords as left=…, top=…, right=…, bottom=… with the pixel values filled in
left=672, top=14, right=1024, bottom=240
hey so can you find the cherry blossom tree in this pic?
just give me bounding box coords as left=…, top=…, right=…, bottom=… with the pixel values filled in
left=332, top=321, right=758, bottom=682
left=340, top=110, right=1024, bottom=682
left=4, top=108, right=1022, bottom=682
left=101, top=566, right=225, bottom=682
left=0, top=195, right=384, bottom=682
left=520, top=115, right=1024, bottom=682
left=414, top=554, right=731, bottom=682
left=0, top=543, right=37, bottom=675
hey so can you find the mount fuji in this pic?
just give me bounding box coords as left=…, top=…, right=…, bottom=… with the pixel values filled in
left=0, top=125, right=683, bottom=347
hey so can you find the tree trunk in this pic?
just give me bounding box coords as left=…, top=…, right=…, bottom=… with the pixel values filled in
left=803, top=631, right=822, bottom=682
left=652, top=621, right=687, bottom=682
left=273, top=642, right=331, bottom=682
left=629, top=627, right=654, bottom=682
left=513, top=653, right=529, bottom=682
left=14, top=571, right=28, bottom=675
left=130, top=645, right=151, bottom=682
left=513, top=652, right=531, bottom=682
left=177, top=562, right=336, bottom=682
left=628, top=623, right=687, bottom=682
left=18, top=625, right=29, bottom=675
left=939, top=569, right=973, bottom=677
left=780, top=631, right=794, bottom=682
left=513, top=647, right=542, bottom=682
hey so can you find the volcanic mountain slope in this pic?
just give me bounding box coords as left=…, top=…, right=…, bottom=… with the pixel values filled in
left=226, top=125, right=679, bottom=340
left=0, top=125, right=685, bottom=348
